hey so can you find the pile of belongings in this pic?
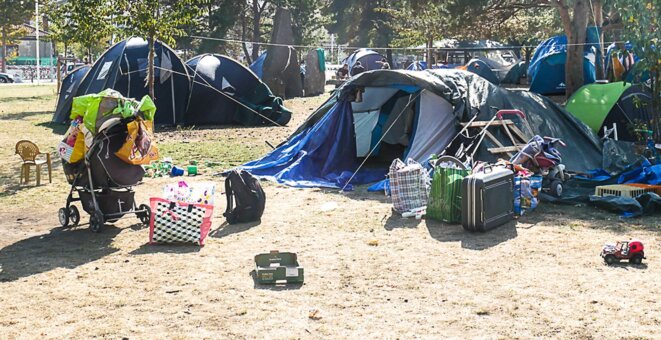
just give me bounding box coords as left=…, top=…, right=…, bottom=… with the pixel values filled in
left=58, top=89, right=159, bottom=166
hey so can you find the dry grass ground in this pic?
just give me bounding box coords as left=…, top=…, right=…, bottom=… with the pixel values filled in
left=0, top=84, right=659, bottom=339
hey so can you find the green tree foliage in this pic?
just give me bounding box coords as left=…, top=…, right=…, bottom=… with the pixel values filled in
left=0, top=0, right=35, bottom=72
left=45, top=0, right=114, bottom=62
left=118, top=0, right=204, bottom=98
left=282, top=0, right=329, bottom=46
left=614, top=0, right=660, bottom=139
left=325, top=0, right=402, bottom=62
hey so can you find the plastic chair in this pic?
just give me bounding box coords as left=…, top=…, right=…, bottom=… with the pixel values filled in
left=15, top=140, right=52, bottom=186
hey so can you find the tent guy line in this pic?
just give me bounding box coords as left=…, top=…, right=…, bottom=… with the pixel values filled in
left=190, top=35, right=626, bottom=51
left=118, top=65, right=284, bottom=127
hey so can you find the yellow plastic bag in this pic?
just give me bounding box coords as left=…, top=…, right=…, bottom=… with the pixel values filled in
left=58, top=119, right=86, bottom=164
left=115, top=119, right=159, bottom=165
left=69, top=131, right=86, bottom=163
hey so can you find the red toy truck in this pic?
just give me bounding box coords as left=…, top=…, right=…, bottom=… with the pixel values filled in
left=601, top=240, right=646, bottom=265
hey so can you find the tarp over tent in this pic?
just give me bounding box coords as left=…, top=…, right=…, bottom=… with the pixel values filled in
left=566, top=82, right=653, bottom=141
left=185, top=54, right=292, bottom=126
left=53, top=65, right=90, bottom=123
left=342, top=49, right=385, bottom=74
left=528, top=33, right=598, bottom=95
left=240, top=69, right=603, bottom=189
left=53, top=37, right=191, bottom=125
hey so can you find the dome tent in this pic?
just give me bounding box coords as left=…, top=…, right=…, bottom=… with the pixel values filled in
left=527, top=32, right=599, bottom=95
left=53, top=65, right=90, bottom=123
left=185, top=54, right=291, bottom=126
left=239, top=69, right=604, bottom=189
left=342, top=49, right=385, bottom=73
left=53, top=37, right=191, bottom=125
left=566, top=82, right=653, bottom=141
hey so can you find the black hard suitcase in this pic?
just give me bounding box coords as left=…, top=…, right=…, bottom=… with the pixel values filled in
left=461, top=167, right=514, bottom=232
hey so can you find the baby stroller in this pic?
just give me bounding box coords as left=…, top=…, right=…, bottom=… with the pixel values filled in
left=58, top=93, right=152, bottom=232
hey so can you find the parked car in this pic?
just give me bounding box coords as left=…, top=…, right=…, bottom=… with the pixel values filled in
left=0, top=72, right=15, bottom=83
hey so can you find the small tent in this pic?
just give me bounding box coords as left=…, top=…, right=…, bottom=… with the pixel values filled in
left=406, top=61, right=426, bottom=71
left=54, top=37, right=191, bottom=125
left=342, top=49, right=385, bottom=73
left=53, top=65, right=90, bottom=123
left=249, top=52, right=267, bottom=78
left=528, top=34, right=598, bottom=95
left=566, top=82, right=653, bottom=141
left=185, top=54, right=291, bottom=126
left=465, top=58, right=500, bottom=85
left=239, top=69, right=603, bottom=189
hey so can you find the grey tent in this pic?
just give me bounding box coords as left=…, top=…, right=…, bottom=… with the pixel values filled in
left=240, top=69, right=604, bottom=189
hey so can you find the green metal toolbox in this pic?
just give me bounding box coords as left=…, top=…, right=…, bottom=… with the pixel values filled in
left=255, top=251, right=304, bottom=284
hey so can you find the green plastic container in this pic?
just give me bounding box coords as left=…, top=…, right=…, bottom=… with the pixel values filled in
left=255, top=251, right=304, bottom=284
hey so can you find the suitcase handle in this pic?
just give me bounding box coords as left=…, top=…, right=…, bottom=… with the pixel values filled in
left=432, top=155, right=468, bottom=170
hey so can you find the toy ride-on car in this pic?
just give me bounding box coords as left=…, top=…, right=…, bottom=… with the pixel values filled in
left=601, top=240, right=646, bottom=265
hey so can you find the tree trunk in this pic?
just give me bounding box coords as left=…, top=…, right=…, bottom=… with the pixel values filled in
left=426, top=37, right=433, bottom=66
left=148, top=36, right=155, bottom=100
left=1, top=26, right=6, bottom=73
left=386, top=48, right=393, bottom=68
left=251, top=0, right=261, bottom=62
left=240, top=16, right=252, bottom=64
left=594, top=0, right=604, bottom=80
left=557, top=0, right=590, bottom=98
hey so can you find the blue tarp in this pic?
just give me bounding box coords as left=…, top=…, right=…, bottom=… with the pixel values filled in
left=239, top=100, right=387, bottom=189
left=528, top=34, right=598, bottom=95
left=249, top=52, right=267, bottom=79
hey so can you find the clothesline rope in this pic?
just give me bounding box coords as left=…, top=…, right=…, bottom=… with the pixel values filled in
left=190, top=34, right=625, bottom=52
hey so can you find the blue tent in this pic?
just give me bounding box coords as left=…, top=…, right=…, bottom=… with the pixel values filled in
left=342, top=49, right=385, bottom=73
left=528, top=34, right=598, bottom=95
left=249, top=52, right=267, bottom=79
left=52, top=65, right=90, bottom=123
left=465, top=59, right=499, bottom=85
left=239, top=69, right=604, bottom=189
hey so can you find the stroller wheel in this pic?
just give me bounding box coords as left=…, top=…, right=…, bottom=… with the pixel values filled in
left=58, top=208, right=69, bottom=227
left=549, top=180, right=563, bottom=197
left=69, top=206, right=80, bottom=226
left=137, top=204, right=151, bottom=224
left=90, top=210, right=104, bottom=233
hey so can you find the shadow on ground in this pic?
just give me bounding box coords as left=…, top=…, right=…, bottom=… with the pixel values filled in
left=0, top=110, right=53, bottom=121
left=209, top=221, right=261, bottom=238
left=0, top=224, right=121, bottom=282
left=130, top=243, right=201, bottom=255
left=36, top=121, right=69, bottom=135
left=425, top=220, right=518, bottom=250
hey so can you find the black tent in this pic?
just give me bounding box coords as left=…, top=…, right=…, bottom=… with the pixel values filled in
left=53, top=37, right=190, bottom=125
left=185, top=54, right=291, bottom=126
left=53, top=65, right=90, bottom=123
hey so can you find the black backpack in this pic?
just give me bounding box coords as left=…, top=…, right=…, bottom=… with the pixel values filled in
left=223, top=170, right=266, bottom=224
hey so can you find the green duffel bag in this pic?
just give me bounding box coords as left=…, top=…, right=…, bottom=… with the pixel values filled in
left=427, top=156, right=470, bottom=223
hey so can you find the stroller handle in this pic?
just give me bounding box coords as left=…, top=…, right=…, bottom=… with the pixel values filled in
left=496, top=109, right=526, bottom=120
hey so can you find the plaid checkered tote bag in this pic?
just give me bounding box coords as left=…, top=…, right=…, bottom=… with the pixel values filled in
left=388, top=158, right=430, bottom=213
left=149, top=197, right=214, bottom=245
